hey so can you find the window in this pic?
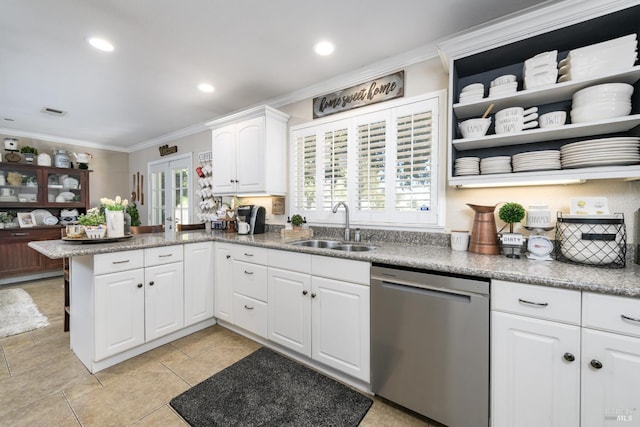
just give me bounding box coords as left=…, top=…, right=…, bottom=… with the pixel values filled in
left=148, top=154, right=193, bottom=227
left=290, top=92, right=444, bottom=229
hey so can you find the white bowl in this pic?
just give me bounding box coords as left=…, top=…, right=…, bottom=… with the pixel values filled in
left=524, top=50, right=558, bottom=69
left=461, top=83, right=484, bottom=93
left=84, top=227, right=107, bottom=239
left=458, top=118, right=491, bottom=139
left=572, top=83, right=634, bottom=102
left=490, top=75, right=516, bottom=87
left=570, top=102, right=632, bottom=123
left=539, top=111, right=567, bottom=128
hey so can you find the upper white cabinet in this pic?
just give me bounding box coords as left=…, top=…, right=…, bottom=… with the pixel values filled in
left=441, top=3, right=640, bottom=187
left=207, top=105, right=290, bottom=195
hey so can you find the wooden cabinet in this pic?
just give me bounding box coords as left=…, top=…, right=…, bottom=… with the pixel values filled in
left=0, top=227, right=64, bottom=278
left=443, top=5, right=640, bottom=187
left=184, top=242, right=215, bottom=326
left=207, top=105, right=289, bottom=195
left=492, top=280, right=640, bottom=426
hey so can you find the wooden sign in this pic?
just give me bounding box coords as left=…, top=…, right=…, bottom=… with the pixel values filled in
left=159, top=144, right=178, bottom=156
left=313, top=71, right=404, bottom=119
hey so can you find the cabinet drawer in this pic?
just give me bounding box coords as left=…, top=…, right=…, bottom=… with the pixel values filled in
left=144, top=245, right=183, bottom=267
left=233, top=260, right=268, bottom=301
left=267, top=249, right=311, bottom=273
left=94, top=250, right=144, bottom=275
left=492, top=280, right=581, bottom=325
left=233, top=293, right=268, bottom=338
left=583, top=293, right=640, bottom=338
left=311, top=255, right=370, bottom=285
left=232, top=245, right=267, bottom=265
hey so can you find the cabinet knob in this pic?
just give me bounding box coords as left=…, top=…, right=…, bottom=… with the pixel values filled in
left=226, top=255, right=231, bottom=259
left=563, top=352, right=575, bottom=362
left=244, top=304, right=254, bottom=310
left=311, top=293, right=316, bottom=298
left=149, top=281, right=155, bottom=286
left=590, top=359, right=603, bottom=369
left=230, top=179, right=234, bottom=183
left=137, top=283, right=143, bottom=288
left=302, top=290, right=308, bottom=296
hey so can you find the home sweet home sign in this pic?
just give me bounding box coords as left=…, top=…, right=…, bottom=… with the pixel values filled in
left=312, top=71, right=404, bottom=119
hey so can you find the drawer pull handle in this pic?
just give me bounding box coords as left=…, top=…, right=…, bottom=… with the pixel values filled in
left=518, top=298, right=548, bottom=307
left=590, top=359, right=603, bottom=370
left=244, top=270, right=254, bottom=275
left=112, top=260, right=130, bottom=264
left=563, top=352, right=575, bottom=362
left=137, top=283, right=143, bottom=288
left=621, top=314, right=640, bottom=324
left=158, top=254, right=173, bottom=258
left=244, top=304, right=254, bottom=310
left=11, top=232, right=28, bottom=236
left=244, top=253, right=254, bottom=257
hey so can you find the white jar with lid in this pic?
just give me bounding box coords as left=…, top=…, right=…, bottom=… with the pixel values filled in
left=37, top=153, right=51, bottom=166
left=526, top=204, right=551, bottom=228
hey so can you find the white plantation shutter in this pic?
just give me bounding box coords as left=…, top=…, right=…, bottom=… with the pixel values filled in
left=395, top=111, right=433, bottom=211
left=357, top=120, right=386, bottom=211
left=322, top=128, right=348, bottom=210
left=293, top=133, right=317, bottom=211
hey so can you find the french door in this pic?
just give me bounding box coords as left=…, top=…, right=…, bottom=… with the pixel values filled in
left=148, top=154, right=192, bottom=228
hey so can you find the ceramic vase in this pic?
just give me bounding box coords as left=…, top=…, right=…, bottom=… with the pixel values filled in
left=106, top=210, right=125, bottom=238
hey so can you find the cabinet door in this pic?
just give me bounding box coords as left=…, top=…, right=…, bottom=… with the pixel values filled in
left=95, top=269, right=145, bottom=360
left=311, top=276, right=370, bottom=382
left=184, top=242, right=214, bottom=326
left=145, top=262, right=184, bottom=341
left=214, top=243, right=234, bottom=322
left=211, top=124, right=237, bottom=194
left=268, top=267, right=312, bottom=357
left=491, top=311, right=580, bottom=427
left=236, top=116, right=265, bottom=193
left=582, top=328, right=640, bottom=427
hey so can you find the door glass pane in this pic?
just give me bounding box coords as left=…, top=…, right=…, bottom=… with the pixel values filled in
left=150, top=170, right=165, bottom=225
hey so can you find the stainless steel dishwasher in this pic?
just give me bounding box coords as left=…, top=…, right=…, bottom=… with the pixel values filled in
left=371, top=264, right=490, bottom=427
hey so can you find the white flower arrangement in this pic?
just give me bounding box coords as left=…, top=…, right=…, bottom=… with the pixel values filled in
left=100, top=196, right=129, bottom=211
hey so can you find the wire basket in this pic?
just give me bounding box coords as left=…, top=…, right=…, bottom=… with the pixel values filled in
left=198, top=151, right=212, bottom=165
left=555, top=212, right=626, bottom=268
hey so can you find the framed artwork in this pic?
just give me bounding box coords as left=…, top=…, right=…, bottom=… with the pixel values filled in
left=17, top=212, right=36, bottom=228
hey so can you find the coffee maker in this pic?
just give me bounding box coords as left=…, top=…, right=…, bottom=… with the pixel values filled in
left=236, top=205, right=266, bottom=235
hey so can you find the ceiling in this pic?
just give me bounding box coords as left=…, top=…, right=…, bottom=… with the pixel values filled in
left=1, top=0, right=550, bottom=151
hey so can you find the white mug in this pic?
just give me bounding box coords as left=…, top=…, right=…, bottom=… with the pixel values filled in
left=237, top=221, right=250, bottom=234
left=0, top=175, right=5, bottom=185
left=1, top=188, right=15, bottom=196
left=451, top=230, right=470, bottom=251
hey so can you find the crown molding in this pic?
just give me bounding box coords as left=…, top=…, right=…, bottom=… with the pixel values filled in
left=437, top=0, right=640, bottom=71
left=0, top=127, right=128, bottom=152
left=127, top=122, right=209, bottom=153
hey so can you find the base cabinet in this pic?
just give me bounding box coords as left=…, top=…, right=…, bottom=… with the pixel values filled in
left=214, top=242, right=234, bottom=323
left=184, top=242, right=214, bottom=326
left=144, top=262, right=184, bottom=341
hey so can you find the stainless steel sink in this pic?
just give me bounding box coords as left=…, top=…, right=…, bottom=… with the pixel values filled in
left=289, top=239, right=342, bottom=248
left=290, top=239, right=376, bottom=252
left=333, top=244, right=377, bottom=252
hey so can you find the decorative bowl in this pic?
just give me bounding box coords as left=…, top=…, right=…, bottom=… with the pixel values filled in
left=84, top=227, right=107, bottom=239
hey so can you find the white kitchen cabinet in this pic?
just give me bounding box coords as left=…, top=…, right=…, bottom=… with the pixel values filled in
left=94, top=269, right=146, bottom=360
left=207, top=105, right=289, bottom=195
left=267, top=266, right=312, bottom=356
left=311, top=275, right=370, bottom=382
left=214, top=242, right=234, bottom=323
left=491, top=311, right=580, bottom=427
left=184, top=242, right=214, bottom=326
left=144, top=262, right=184, bottom=341
left=231, top=244, right=269, bottom=338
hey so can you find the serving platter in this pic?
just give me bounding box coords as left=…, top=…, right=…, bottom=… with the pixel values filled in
left=62, top=234, right=133, bottom=244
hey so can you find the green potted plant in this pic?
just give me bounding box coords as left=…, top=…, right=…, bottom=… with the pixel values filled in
left=0, top=212, right=14, bottom=229
left=291, top=214, right=304, bottom=229
left=498, top=202, right=526, bottom=233
left=126, top=202, right=141, bottom=226
left=77, top=208, right=106, bottom=239
left=19, top=146, right=38, bottom=163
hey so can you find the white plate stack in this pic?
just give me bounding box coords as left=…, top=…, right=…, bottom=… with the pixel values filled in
left=560, top=137, right=640, bottom=169
left=480, top=156, right=512, bottom=175
left=523, top=50, right=558, bottom=90
left=454, top=157, right=480, bottom=176
left=512, top=150, right=561, bottom=172
left=458, top=83, right=484, bottom=104
left=489, top=74, right=517, bottom=98
left=570, top=83, right=634, bottom=123
left=558, top=34, right=638, bottom=83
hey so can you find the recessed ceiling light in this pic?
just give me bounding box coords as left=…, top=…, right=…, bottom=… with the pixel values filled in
left=314, top=41, right=335, bottom=56
left=198, top=83, right=215, bottom=93
left=87, top=37, right=114, bottom=52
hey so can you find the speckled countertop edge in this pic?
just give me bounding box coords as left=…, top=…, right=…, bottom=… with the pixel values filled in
left=28, top=230, right=640, bottom=297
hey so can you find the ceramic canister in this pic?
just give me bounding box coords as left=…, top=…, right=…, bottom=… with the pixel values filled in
left=526, top=204, right=551, bottom=228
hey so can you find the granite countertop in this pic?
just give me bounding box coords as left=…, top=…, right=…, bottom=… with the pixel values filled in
left=29, top=230, right=640, bottom=297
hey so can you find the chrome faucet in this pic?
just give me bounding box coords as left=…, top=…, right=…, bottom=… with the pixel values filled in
left=332, top=202, right=350, bottom=241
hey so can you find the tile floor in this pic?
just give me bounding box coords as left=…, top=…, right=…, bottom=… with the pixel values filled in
left=0, top=277, right=434, bottom=426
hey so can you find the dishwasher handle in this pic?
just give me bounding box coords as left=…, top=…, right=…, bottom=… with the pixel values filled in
left=378, top=280, right=472, bottom=304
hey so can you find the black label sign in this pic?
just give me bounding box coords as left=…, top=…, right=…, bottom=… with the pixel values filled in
left=313, top=71, right=404, bottom=119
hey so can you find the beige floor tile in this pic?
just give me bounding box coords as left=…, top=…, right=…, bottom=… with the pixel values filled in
left=0, top=392, right=79, bottom=427
left=63, top=374, right=103, bottom=401
left=130, top=405, right=188, bottom=427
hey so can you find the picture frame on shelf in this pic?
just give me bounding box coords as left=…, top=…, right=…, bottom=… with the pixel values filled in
left=17, top=212, right=36, bottom=228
